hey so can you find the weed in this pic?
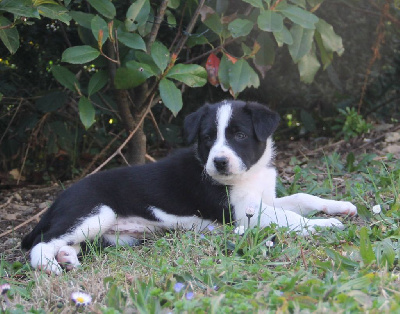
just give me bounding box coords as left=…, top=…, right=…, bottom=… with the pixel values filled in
left=333, top=107, right=372, bottom=140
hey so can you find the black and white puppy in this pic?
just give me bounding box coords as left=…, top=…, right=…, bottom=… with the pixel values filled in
left=22, top=100, right=357, bottom=274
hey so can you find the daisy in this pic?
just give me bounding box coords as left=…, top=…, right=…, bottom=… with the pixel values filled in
left=245, top=207, right=255, bottom=218
left=71, top=292, right=92, bottom=307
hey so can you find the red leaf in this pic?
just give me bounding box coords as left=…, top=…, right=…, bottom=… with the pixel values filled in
left=206, top=53, right=220, bottom=86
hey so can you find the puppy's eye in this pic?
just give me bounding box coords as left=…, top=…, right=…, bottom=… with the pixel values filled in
left=203, top=134, right=212, bottom=141
left=235, top=132, right=247, bottom=140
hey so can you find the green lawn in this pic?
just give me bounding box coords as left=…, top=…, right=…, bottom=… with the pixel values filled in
left=1, top=152, right=400, bottom=313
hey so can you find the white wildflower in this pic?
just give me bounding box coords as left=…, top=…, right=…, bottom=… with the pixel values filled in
left=234, top=225, right=245, bottom=236
left=71, top=292, right=92, bottom=307
left=372, top=205, right=381, bottom=214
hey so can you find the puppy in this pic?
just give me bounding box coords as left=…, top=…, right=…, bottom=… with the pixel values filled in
left=22, top=100, right=356, bottom=274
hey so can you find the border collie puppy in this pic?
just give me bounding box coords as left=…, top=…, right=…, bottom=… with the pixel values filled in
left=22, top=100, right=357, bottom=274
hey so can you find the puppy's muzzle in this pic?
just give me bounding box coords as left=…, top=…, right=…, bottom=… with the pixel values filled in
left=213, top=157, right=229, bottom=174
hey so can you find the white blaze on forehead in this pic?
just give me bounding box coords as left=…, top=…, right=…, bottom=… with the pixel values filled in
left=216, top=103, right=232, bottom=143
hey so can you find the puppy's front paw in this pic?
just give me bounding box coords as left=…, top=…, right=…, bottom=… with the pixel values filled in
left=323, top=201, right=357, bottom=216
left=56, top=246, right=80, bottom=271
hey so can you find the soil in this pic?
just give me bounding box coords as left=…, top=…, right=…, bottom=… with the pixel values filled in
left=1, top=125, right=399, bottom=267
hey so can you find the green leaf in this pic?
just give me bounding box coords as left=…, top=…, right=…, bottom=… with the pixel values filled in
left=38, top=4, right=71, bottom=25
left=374, top=239, right=396, bottom=268
left=0, top=0, right=39, bottom=18
left=203, top=14, right=223, bottom=35
left=125, top=0, right=150, bottom=32
left=91, top=15, right=108, bottom=45
left=88, top=70, right=108, bottom=96
left=168, top=0, right=180, bottom=9
left=229, top=59, right=260, bottom=97
left=135, top=51, right=160, bottom=75
left=298, top=44, right=320, bottom=83
left=217, top=54, right=230, bottom=91
left=315, top=31, right=333, bottom=69
left=228, top=19, right=254, bottom=38
left=70, top=11, right=96, bottom=29
left=288, top=24, right=314, bottom=63
left=151, top=41, right=170, bottom=72
left=159, top=78, right=183, bottom=116
left=0, top=16, right=19, bottom=54
left=87, top=0, right=116, bottom=20
left=78, top=96, right=96, bottom=129
left=359, top=227, right=376, bottom=265
left=279, top=6, right=318, bottom=29
left=241, top=0, right=264, bottom=8
left=273, top=24, right=293, bottom=47
left=114, top=61, right=154, bottom=89
left=290, top=0, right=306, bottom=8
left=315, top=18, right=344, bottom=55
left=51, top=65, right=80, bottom=92
left=118, top=31, right=146, bottom=51
left=325, top=248, right=359, bottom=270
left=166, top=64, right=207, bottom=87
left=255, top=32, right=275, bottom=66
left=61, top=45, right=100, bottom=64
left=257, top=10, right=283, bottom=32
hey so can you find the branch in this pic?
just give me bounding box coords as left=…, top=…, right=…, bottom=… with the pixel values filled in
left=173, top=0, right=206, bottom=57
left=146, top=0, right=170, bottom=51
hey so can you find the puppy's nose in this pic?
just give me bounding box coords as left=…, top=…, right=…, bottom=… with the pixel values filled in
left=214, top=157, right=229, bottom=172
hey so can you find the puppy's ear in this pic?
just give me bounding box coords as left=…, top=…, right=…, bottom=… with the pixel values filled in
left=184, top=105, right=208, bottom=144
left=245, top=102, right=280, bottom=142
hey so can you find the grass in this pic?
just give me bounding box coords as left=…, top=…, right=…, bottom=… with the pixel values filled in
left=1, top=152, right=400, bottom=313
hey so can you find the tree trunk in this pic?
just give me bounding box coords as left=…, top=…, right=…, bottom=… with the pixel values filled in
left=114, top=89, right=147, bottom=165
left=107, top=40, right=147, bottom=165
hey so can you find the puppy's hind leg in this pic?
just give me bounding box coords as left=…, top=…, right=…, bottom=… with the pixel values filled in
left=31, top=205, right=117, bottom=275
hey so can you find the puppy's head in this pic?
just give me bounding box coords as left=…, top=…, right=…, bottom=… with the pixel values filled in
left=184, top=100, right=280, bottom=184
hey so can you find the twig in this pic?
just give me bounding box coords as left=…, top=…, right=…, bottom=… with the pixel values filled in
left=0, top=22, right=15, bottom=30
left=300, top=246, right=308, bottom=270
left=172, top=0, right=206, bottom=57
left=0, top=207, right=48, bottom=239
left=271, top=0, right=284, bottom=10
left=145, top=153, right=156, bottom=162
left=183, top=38, right=236, bottom=64
left=0, top=196, right=13, bottom=209
left=149, top=109, right=165, bottom=141
left=80, top=130, right=125, bottom=178
left=169, top=2, right=187, bottom=51
left=0, top=98, right=23, bottom=146
left=147, top=0, right=170, bottom=51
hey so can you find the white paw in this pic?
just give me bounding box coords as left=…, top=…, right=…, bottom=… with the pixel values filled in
left=323, top=201, right=357, bottom=216
left=30, top=243, right=63, bottom=275
left=56, top=246, right=80, bottom=271
left=35, top=258, right=63, bottom=275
